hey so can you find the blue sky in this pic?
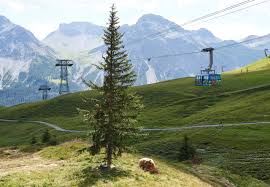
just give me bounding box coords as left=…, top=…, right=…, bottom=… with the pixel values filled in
left=0, top=0, right=269, bottom=40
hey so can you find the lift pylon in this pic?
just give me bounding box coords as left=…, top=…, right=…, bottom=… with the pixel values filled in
left=55, top=59, right=73, bottom=95
left=39, top=84, right=51, bottom=100
left=265, top=49, right=269, bottom=58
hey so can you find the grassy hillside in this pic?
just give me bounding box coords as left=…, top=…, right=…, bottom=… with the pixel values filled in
left=228, top=58, right=270, bottom=74
left=0, top=122, right=82, bottom=147
left=136, top=124, right=270, bottom=185
left=2, top=57, right=270, bottom=185
left=0, top=122, right=49, bottom=147
left=2, top=58, right=270, bottom=130
left=0, top=141, right=214, bottom=187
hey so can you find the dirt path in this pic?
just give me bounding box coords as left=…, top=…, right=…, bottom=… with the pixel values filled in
left=1, top=119, right=270, bottom=133
left=142, top=122, right=270, bottom=131
left=0, top=119, right=84, bottom=133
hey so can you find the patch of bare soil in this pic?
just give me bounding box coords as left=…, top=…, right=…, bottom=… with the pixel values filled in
left=0, top=149, right=65, bottom=178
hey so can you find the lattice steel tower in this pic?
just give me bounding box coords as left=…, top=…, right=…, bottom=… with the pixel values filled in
left=265, top=49, right=269, bottom=57
left=55, top=59, right=73, bottom=95
left=39, top=84, right=51, bottom=100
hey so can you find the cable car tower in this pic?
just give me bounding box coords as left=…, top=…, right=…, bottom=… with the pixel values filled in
left=265, top=49, right=269, bottom=58
left=195, top=47, right=221, bottom=86
left=39, top=84, right=51, bottom=100
left=55, top=59, right=73, bottom=95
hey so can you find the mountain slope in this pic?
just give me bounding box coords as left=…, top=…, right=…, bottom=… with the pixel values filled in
left=1, top=58, right=270, bottom=186
left=0, top=14, right=265, bottom=106
left=0, top=16, right=56, bottom=89
left=1, top=57, right=270, bottom=128
left=43, top=22, right=104, bottom=57
left=88, top=14, right=263, bottom=85
left=241, top=34, right=270, bottom=50
left=45, top=14, right=264, bottom=86
left=0, top=141, right=214, bottom=187
left=228, top=57, right=270, bottom=74
left=0, top=16, right=98, bottom=106
left=0, top=16, right=62, bottom=106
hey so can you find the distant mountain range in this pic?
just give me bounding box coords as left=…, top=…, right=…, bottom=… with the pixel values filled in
left=0, top=15, right=59, bottom=106
left=0, top=14, right=267, bottom=105
left=43, top=22, right=104, bottom=57
left=241, top=34, right=270, bottom=50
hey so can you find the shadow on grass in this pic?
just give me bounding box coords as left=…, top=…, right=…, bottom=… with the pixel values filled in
left=78, top=166, right=131, bottom=187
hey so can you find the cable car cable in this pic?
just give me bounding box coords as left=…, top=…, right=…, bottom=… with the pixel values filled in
left=187, top=0, right=270, bottom=27
left=130, top=34, right=270, bottom=62
left=125, top=0, right=262, bottom=46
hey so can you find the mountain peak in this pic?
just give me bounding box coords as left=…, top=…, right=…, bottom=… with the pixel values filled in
left=138, top=14, right=165, bottom=21
left=0, top=15, right=10, bottom=25
left=43, top=21, right=104, bottom=55
left=243, top=35, right=259, bottom=41
left=195, top=28, right=216, bottom=38
left=136, top=14, right=174, bottom=26
left=135, top=14, right=183, bottom=33
left=58, top=22, right=103, bottom=36
left=0, top=15, right=12, bottom=31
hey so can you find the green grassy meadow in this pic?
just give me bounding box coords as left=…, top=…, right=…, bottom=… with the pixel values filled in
left=0, top=141, right=214, bottom=187
left=1, top=58, right=270, bottom=129
left=1, top=58, right=270, bottom=186
left=0, top=122, right=83, bottom=147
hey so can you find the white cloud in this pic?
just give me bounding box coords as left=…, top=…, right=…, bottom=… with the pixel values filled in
left=206, top=23, right=267, bottom=40
left=176, top=0, right=201, bottom=8
left=0, top=0, right=25, bottom=13
left=218, top=0, right=240, bottom=9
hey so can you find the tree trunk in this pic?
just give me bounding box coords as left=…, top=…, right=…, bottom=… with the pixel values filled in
left=106, top=143, right=112, bottom=168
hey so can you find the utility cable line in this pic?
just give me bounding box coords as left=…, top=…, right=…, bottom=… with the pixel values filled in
left=44, top=0, right=268, bottom=89
left=188, top=0, right=270, bottom=27
left=130, top=34, right=270, bottom=61
left=131, top=51, right=202, bottom=61
left=90, top=0, right=269, bottom=59
left=132, top=0, right=270, bottom=43
left=125, top=0, right=263, bottom=46
left=215, top=35, right=270, bottom=50
left=181, top=0, right=256, bottom=26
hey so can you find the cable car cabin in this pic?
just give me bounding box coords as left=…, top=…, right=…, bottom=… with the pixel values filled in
left=195, top=70, right=221, bottom=86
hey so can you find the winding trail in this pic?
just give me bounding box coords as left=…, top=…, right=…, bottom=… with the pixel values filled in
left=142, top=122, right=270, bottom=131
left=1, top=119, right=270, bottom=133
left=0, top=119, right=84, bottom=133
left=2, top=83, right=270, bottom=133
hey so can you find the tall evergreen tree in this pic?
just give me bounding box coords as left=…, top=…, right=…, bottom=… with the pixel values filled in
left=82, top=5, right=142, bottom=169
left=179, top=135, right=196, bottom=161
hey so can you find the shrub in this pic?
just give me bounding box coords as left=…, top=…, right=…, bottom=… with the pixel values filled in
left=41, top=129, right=51, bottom=144
left=42, top=129, right=51, bottom=144
left=48, top=135, right=58, bottom=146
left=30, top=136, right=37, bottom=145
left=41, top=130, right=58, bottom=146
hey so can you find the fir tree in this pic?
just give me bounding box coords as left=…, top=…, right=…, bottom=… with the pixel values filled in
left=179, top=135, right=196, bottom=161
left=42, top=129, right=51, bottom=144
left=81, top=5, right=142, bottom=169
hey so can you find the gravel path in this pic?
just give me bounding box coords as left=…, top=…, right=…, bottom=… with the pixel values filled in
left=1, top=119, right=270, bottom=133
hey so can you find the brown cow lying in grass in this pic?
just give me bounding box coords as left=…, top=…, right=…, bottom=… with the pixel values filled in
left=139, top=158, right=159, bottom=174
